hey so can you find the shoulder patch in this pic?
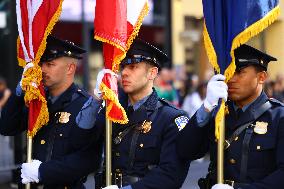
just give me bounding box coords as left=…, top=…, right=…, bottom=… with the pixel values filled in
left=269, top=98, right=284, bottom=107
left=175, top=116, right=189, bottom=131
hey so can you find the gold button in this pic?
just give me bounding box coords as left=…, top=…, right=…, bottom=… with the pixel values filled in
left=40, top=140, right=45, bottom=145
left=115, top=169, right=121, bottom=173
left=115, top=152, right=120, bottom=157
left=257, top=146, right=261, bottom=150
left=234, top=137, right=239, bottom=141
left=140, top=143, right=144, bottom=148
left=229, top=158, right=236, bottom=164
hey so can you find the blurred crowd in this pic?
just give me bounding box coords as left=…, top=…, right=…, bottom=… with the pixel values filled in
left=0, top=77, right=11, bottom=118
left=154, top=68, right=284, bottom=118
left=264, top=74, right=284, bottom=102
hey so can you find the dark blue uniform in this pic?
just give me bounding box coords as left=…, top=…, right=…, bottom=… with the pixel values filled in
left=177, top=92, right=284, bottom=189
left=0, top=84, right=102, bottom=189
left=97, top=89, right=189, bottom=189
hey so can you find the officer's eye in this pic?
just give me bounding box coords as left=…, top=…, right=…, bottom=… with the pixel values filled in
left=129, top=64, right=137, bottom=70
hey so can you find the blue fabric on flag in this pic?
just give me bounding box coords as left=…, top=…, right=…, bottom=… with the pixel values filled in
left=202, top=0, right=279, bottom=74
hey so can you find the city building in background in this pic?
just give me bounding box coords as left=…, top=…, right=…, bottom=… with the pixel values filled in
left=171, top=0, right=284, bottom=81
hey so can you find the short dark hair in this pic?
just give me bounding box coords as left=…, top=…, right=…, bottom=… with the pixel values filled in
left=253, top=65, right=266, bottom=73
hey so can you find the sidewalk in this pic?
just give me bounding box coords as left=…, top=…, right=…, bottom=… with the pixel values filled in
left=0, top=171, right=13, bottom=189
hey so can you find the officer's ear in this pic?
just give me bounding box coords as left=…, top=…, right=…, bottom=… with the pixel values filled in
left=257, top=70, right=267, bottom=85
left=148, top=66, right=158, bottom=81
left=67, top=59, right=77, bottom=75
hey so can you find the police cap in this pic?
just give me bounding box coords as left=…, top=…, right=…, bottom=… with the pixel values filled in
left=234, top=44, right=277, bottom=71
left=121, top=38, right=169, bottom=69
left=40, top=36, right=86, bottom=62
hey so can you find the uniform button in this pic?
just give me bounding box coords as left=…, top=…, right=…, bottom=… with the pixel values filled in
left=140, top=143, right=144, bottom=148
left=59, top=134, right=63, bottom=137
left=229, top=158, right=236, bottom=164
left=234, top=137, right=239, bottom=141
left=115, top=169, right=121, bottom=173
left=78, top=89, right=82, bottom=92
left=257, top=145, right=261, bottom=150
left=115, top=152, right=120, bottom=157
left=40, top=140, right=45, bottom=145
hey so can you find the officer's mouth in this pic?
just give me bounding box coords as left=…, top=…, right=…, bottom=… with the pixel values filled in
left=228, top=87, right=239, bottom=93
left=122, top=80, right=131, bottom=86
left=42, top=76, right=49, bottom=82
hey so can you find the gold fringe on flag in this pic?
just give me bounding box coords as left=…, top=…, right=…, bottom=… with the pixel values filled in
left=100, top=82, right=128, bottom=124
left=126, top=2, right=149, bottom=51
left=203, top=5, right=280, bottom=139
left=94, top=1, right=149, bottom=124
left=19, top=0, right=64, bottom=137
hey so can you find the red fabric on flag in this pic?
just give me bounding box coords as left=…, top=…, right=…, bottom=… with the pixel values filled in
left=17, top=0, right=63, bottom=137
left=95, top=0, right=149, bottom=124
left=94, top=0, right=127, bottom=50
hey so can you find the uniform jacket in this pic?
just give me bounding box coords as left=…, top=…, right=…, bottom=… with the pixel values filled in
left=177, top=92, right=284, bottom=189
left=0, top=84, right=102, bottom=189
left=96, top=89, right=190, bottom=189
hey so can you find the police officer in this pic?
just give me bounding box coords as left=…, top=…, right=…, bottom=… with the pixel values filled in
left=98, top=39, right=190, bottom=189
left=176, top=44, right=284, bottom=189
left=0, top=36, right=104, bottom=189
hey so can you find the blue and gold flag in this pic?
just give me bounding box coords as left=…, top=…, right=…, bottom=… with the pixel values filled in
left=202, top=0, right=280, bottom=138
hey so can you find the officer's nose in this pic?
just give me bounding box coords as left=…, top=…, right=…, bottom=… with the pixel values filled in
left=121, top=66, right=129, bottom=78
left=41, top=63, right=48, bottom=75
left=228, top=73, right=238, bottom=83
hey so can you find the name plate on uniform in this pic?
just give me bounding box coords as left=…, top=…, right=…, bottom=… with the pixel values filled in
left=253, top=121, right=268, bottom=134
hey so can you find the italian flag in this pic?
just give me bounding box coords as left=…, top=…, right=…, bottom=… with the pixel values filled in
left=94, top=0, right=149, bottom=124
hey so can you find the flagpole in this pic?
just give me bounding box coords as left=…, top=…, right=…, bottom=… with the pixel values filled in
left=217, top=103, right=225, bottom=184
left=25, top=135, right=33, bottom=189
left=105, top=101, right=112, bottom=186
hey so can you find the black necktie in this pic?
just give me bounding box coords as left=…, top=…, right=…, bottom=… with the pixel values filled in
left=236, top=108, right=243, bottom=119
left=127, top=106, right=134, bottom=116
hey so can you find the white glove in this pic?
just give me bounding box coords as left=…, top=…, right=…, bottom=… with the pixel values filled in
left=20, top=62, right=37, bottom=88
left=21, top=159, right=42, bottom=184
left=94, top=69, right=118, bottom=99
left=102, top=185, right=119, bottom=189
left=204, top=74, right=228, bottom=112
left=211, top=184, right=234, bottom=189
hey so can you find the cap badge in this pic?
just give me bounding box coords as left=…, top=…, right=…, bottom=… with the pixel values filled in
left=253, top=121, right=268, bottom=134
left=260, top=59, right=264, bottom=65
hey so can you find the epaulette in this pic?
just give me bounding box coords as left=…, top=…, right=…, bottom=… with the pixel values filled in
left=159, top=98, right=179, bottom=110
left=268, top=98, right=284, bottom=107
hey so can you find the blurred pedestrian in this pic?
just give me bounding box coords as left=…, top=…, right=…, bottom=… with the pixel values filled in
left=182, top=81, right=207, bottom=118
left=0, top=76, right=11, bottom=117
